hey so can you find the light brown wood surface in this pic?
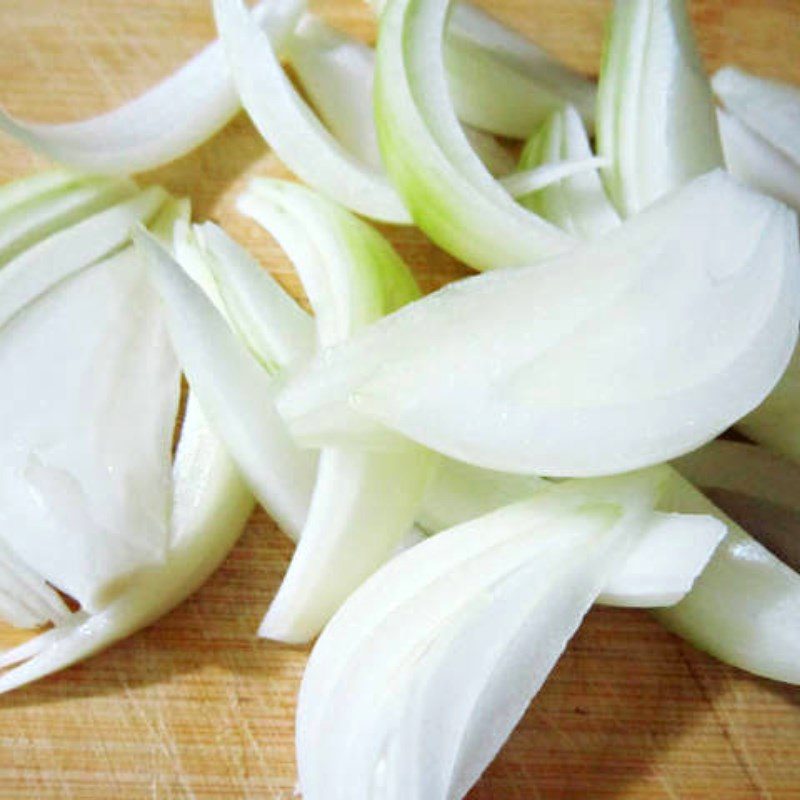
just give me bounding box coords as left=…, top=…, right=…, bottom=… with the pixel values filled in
left=0, top=0, right=799, bottom=797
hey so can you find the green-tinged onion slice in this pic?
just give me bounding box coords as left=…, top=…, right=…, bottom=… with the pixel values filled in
left=374, top=0, right=573, bottom=270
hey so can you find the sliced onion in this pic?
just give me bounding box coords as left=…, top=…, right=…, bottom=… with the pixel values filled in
left=418, top=459, right=723, bottom=608
left=297, top=470, right=664, bottom=799
left=0, top=1, right=303, bottom=174
left=280, top=171, right=800, bottom=476
left=0, top=244, right=181, bottom=611
left=518, top=105, right=621, bottom=238
left=213, top=0, right=410, bottom=224
left=135, top=229, right=317, bottom=538
left=656, top=470, right=800, bottom=684
left=288, top=15, right=384, bottom=171
left=717, top=108, right=800, bottom=213
left=500, top=156, right=609, bottom=199
left=288, top=14, right=516, bottom=181
left=0, top=186, right=168, bottom=330
left=713, top=66, right=800, bottom=166
left=0, top=177, right=137, bottom=266
left=370, top=0, right=596, bottom=138
left=175, top=221, right=315, bottom=375
left=374, top=0, right=573, bottom=270
left=596, top=0, right=723, bottom=216
left=239, top=179, right=435, bottom=643
left=0, top=394, right=255, bottom=693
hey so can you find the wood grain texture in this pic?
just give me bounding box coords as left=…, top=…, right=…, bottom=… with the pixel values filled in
left=0, top=0, right=799, bottom=797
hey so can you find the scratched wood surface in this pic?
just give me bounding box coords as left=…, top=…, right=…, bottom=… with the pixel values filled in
left=0, top=0, right=799, bottom=797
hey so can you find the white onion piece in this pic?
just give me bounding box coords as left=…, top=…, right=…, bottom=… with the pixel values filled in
left=500, top=156, right=609, bottom=199
left=417, top=458, right=545, bottom=533
left=238, top=180, right=435, bottom=642
left=297, top=470, right=664, bottom=799
left=418, top=460, right=723, bottom=608
left=0, top=1, right=303, bottom=174
left=280, top=171, right=800, bottom=476
left=713, top=66, right=800, bottom=166
left=374, top=0, right=573, bottom=270
left=177, top=221, right=315, bottom=375
left=213, top=0, right=410, bottom=224
left=597, top=511, right=725, bottom=608
left=717, top=108, right=800, bottom=213
left=0, top=245, right=181, bottom=612
left=0, top=175, right=136, bottom=265
left=288, top=15, right=383, bottom=171
left=656, top=471, right=800, bottom=684
left=518, top=105, right=621, bottom=238
left=596, top=0, right=723, bottom=216
left=370, top=0, right=596, bottom=138
left=0, top=187, right=167, bottom=329
left=0, top=169, right=82, bottom=218
left=0, top=394, right=255, bottom=693
left=288, top=15, right=515, bottom=181
left=136, top=230, right=316, bottom=539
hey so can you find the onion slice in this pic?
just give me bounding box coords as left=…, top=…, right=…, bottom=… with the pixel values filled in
left=369, top=0, right=596, bottom=138
left=279, top=171, right=800, bottom=476
left=213, top=0, right=410, bottom=224
left=596, top=0, right=723, bottom=216
left=374, top=0, right=573, bottom=270
left=713, top=66, right=800, bottom=167
left=135, top=229, right=316, bottom=539
left=0, top=186, right=168, bottom=329
left=239, top=180, right=436, bottom=642
left=418, top=459, right=724, bottom=608
left=288, top=15, right=384, bottom=171
left=297, top=469, right=665, bottom=799
left=717, top=108, right=800, bottom=213
left=0, top=395, right=255, bottom=693
left=517, top=105, right=621, bottom=237
left=0, top=1, right=303, bottom=174
left=0, top=245, right=181, bottom=611
left=657, top=469, right=800, bottom=684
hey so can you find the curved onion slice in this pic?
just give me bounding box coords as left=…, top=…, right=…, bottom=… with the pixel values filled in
left=135, top=229, right=316, bottom=538
left=213, top=0, right=410, bottom=224
left=0, top=169, right=82, bottom=217
left=369, top=0, right=596, bottom=138
left=0, top=395, right=255, bottom=693
left=374, top=0, right=572, bottom=270
left=175, top=221, right=315, bottom=375
left=0, top=175, right=136, bottom=266
left=713, top=66, right=800, bottom=167
left=0, top=245, right=181, bottom=612
left=289, top=14, right=515, bottom=182
left=0, top=1, right=303, bottom=174
left=596, top=0, right=723, bottom=216
left=499, top=156, right=609, bottom=199
left=656, top=470, right=800, bottom=684
left=288, top=15, right=384, bottom=171
left=717, top=108, right=800, bottom=213
left=518, top=105, right=621, bottom=238
left=0, top=186, right=168, bottom=330
left=296, top=470, right=664, bottom=799
left=418, top=460, right=724, bottom=608
left=238, top=180, right=435, bottom=643
left=279, top=171, right=800, bottom=476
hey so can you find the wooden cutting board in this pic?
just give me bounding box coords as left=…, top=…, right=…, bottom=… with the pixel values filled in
left=0, top=0, right=798, bottom=797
